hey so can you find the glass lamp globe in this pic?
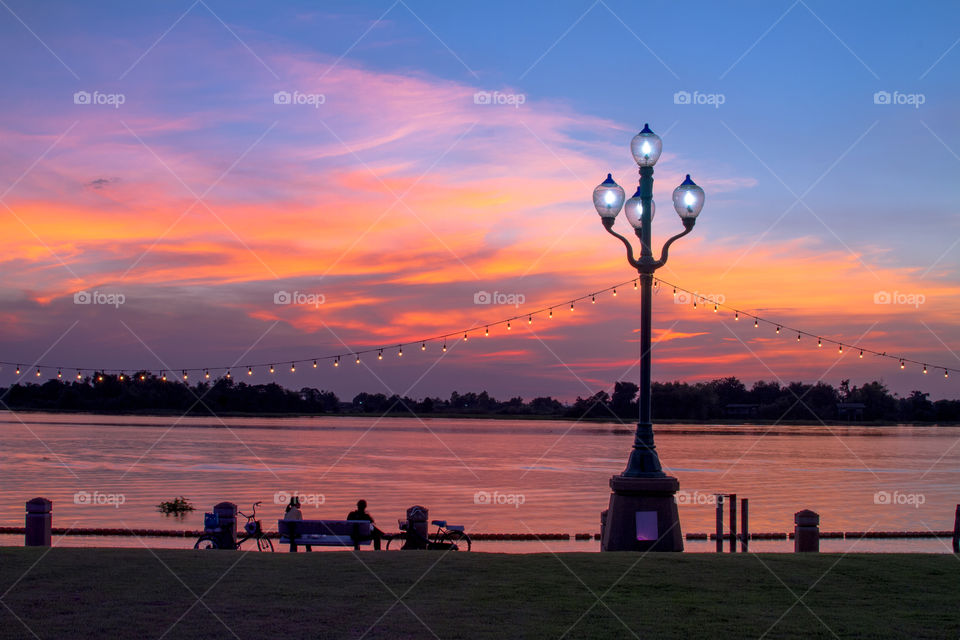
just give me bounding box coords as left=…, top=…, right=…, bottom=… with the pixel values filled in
left=630, top=124, right=663, bottom=167
left=593, top=174, right=625, bottom=218
left=623, top=187, right=655, bottom=229
left=672, top=174, right=705, bottom=220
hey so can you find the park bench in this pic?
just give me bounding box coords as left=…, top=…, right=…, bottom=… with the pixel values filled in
left=277, top=519, right=373, bottom=552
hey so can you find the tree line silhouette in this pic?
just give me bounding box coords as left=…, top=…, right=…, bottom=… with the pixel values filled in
left=1, top=374, right=958, bottom=423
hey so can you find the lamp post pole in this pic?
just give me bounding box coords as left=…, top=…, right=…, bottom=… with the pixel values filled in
left=593, top=124, right=704, bottom=550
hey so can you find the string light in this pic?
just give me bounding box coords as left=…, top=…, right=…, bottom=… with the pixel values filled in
left=900, top=360, right=905, bottom=370
left=859, top=350, right=864, bottom=359
left=635, top=280, right=639, bottom=290
left=313, top=360, right=318, bottom=368
left=140, top=374, right=146, bottom=381
left=290, top=363, right=296, bottom=373
left=549, top=309, right=553, bottom=319
left=119, top=373, right=125, bottom=381
left=183, top=371, right=188, bottom=380
left=714, top=303, right=718, bottom=313
left=528, top=316, right=532, bottom=325
left=378, top=349, right=383, bottom=360
left=97, top=374, right=104, bottom=382
left=485, top=327, right=489, bottom=336
left=735, top=312, right=739, bottom=321
left=421, top=342, right=426, bottom=351
left=570, top=302, right=574, bottom=311
left=355, top=355, right=360, bottom=364
left=507, top=321, right=511, bottom=331
left=57, top=370, right=62, bottom=379
left=838, top=345, right=843, bottom=354
left=923, top=364, right=928, bottom=374
left=15, top=366, right=20, bottom=375
left=776, top=326, right=780, bottom=334
left=693, top=300, right=697, bottom=309
left=161, top=371, right=167, bottom=381
left=672, top=288, right=676, bottom=297
left=463, top=332, right=468, bottom=341
left=35, top=368, right=41, bottom=377
left=797, top=333, right=801, bottom=342
left=442, top=342, right=447, bottom=352
left=334, top=357, right=339, bottom=367
left=269, top=365, right=275, bottom=374
left=753, top=318, right=758, bottom=328
left=817, top=338, right=822, bottom=348
left=76, top=371, right=82, bottom=380
left=945, top=370, right=950, bottom=379
left=204, top=370, right=210, bottom=379
left=398, top=347, right=402, bottom=357
left=225, top=369, right=231, bottom=379
left=613, top=289, right=617, bottom=297
left=248, top=367, right=253, bottom=376
left=591, top=295, right=595, bottom=304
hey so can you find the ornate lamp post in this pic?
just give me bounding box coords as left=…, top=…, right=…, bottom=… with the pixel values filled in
left=594, top=124, right=705, bottom=552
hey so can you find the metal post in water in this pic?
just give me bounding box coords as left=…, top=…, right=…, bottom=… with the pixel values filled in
left=715, top=494, right=724, bottom=553
left=740, top=498, right=749, bottom=553
left=729, top=493, right=737, bottom=553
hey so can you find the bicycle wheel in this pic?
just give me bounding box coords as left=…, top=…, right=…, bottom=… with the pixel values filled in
left=436, top=530, right=471, bottom=551
left=386, top=532, right=405, bottom=550
left=257, top=536, right=274, bottom=552
left=193, top=534, right=220, bottom=550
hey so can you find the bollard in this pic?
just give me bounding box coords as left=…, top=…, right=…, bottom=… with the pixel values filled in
left=212, top=502, right=237, bottom=550
left=729, top=493, right=737, bottom=553
left=952, top=504, right=959, bottom=554
left=715, top=495, right=724, bottom=553
left=740, top=498, right=749, bottom=553
left=794, top=509, right=820, bottom=552
left=25, top=498, right=52, bottom=547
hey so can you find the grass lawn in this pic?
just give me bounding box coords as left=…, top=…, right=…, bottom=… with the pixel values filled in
left=0, top=548, right=957, bottom=639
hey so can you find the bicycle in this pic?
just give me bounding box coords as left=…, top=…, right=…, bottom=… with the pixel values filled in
left=386, top=519, right=471, bottom=551
left=194, top=502, right=274, bottom=552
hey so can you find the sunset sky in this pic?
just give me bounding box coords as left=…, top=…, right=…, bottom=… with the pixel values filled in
left=1, top=0, right=958, bottom=401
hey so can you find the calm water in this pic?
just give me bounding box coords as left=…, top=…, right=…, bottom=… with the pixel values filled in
left=1, top=412, right=958, bottom=553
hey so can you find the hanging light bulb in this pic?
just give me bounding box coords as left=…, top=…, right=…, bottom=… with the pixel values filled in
left=817, top=338, right=822, bottom=347
left=398, top=347, right=403, bottom=357
left=334, top=357, right=340, bottom=367
left=355, top=354, right=361, bottom=364
left=693, top=300, right=697, bottom=309
left=248, top=367, right=253, bottom=376
left=591, top=295, right=595, bottom=304
left=923, top=364, right=928, bottom=374
left=672, top=288, right=676, bottom=297
left=528, top=316, right=532, bottom=325
left=442, top=342, right=447, bottom=352
left=713, top=303, right=718, bottom=313
left=421, top=342, right=426, bottom=351
left=119, top=372, right=125, bottom=381
left=485, top=327, right=489, bottom=336
left=635, top=280, right=639, bottom=290
left=97, top=374, right=104, bottom=382
left=313, top=360, right=318, bottom=368
left=378, top=350, right=383, bottom=360
left=55, top=369, right=61, bottom=379
left=838, top=345, right=843, bottom=354
left=183, top=371, right=188, bottom=380
left=859, top=350, right=864, bottom=359
left=775, top=326, right=780, bottom=334
left=35, top=368, right=41, bottom=377
left=290, top=363, right=296, bottom=373
left=161, top=371, right=167, bottom=381
left=754, top=318, right=758, bottom=328
left=549, top=309, right=553, bottom=318
left=76, top=371, right=82, bottom=380
left=140, top=374, right=146, bottom=381
left=613, top=289, right=617, bottom=297
left=269, top=365, right=275, bottom=374
left=900, top=360, right=905, bottom=369
left=225, top=369, right=231, bottom=378
left=797, top=333, right=801, bottom=342
left=735, top=312, right=739, bottom=321
left=507, top=321, right=511, bottom=331
left=463, top=332, right=468, bottom=341
left=945, top=370, right=949, bottom=378
left=15, top=365, right=21, bottom=375
left=204, top=370, right=210, bottom=379
left=570, top=302, right=574, bottom=311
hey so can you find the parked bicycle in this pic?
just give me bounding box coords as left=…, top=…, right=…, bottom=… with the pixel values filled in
left=194, top=502, right=274, bottom=552
left=386, top=519, right=471, bottom=551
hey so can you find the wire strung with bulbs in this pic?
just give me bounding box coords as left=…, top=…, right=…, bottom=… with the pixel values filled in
left=0, top=275, right=955, bottom=382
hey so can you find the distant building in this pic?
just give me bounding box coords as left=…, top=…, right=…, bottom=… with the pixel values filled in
left=723, top=403, right=760, bottom=418
left=837, top=402, right=866, bottom=420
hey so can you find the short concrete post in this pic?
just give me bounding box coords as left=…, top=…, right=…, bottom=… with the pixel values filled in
left=794, top=509, right=820, bottom=552
left=213, top=502, right=237, bottom=550
left=25, top=498, right=52, bottom=547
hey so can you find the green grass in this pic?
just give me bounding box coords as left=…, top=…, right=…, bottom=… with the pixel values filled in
left=0, top=548, right=957, bottom=639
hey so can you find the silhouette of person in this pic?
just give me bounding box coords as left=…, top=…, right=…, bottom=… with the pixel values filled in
left=347, top=499, right=385, bottom=550
left=283, top=496, right=310, bottom=552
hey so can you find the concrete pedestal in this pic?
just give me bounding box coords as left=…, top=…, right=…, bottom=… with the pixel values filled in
left=600, top=476, right=684, bottom=552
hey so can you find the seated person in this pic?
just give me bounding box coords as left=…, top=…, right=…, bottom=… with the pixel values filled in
left=283, top=496, right=311, bottom=552
left=347, top=499, right=387, bottom=550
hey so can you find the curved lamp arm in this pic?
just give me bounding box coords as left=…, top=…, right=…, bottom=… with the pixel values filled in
left=602, top=219, right=641, bottom=269
left=653, top=221, right=695, bottom=269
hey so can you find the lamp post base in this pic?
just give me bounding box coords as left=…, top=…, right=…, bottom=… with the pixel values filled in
left=600, top=475, right=684, bottom=552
